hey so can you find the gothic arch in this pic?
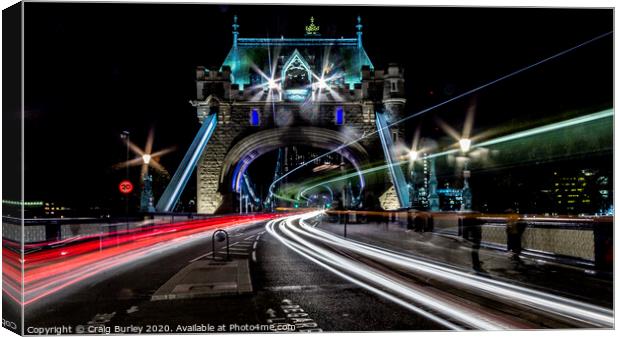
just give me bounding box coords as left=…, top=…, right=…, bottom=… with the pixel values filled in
left=220, top=127, right=370, bottom=194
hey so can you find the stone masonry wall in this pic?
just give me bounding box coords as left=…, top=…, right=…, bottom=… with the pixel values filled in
left=197, top=101, right=381, bottom=213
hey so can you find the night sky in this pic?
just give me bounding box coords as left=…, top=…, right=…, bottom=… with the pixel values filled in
left=22, top=3, right=613, bottom=211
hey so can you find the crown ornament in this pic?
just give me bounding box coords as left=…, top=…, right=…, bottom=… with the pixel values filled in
left=305, top=16, right=320, bottom=36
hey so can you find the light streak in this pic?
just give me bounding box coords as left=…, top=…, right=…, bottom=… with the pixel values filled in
left=3, top=213, right=289, bottom=306
left=269, top=31, right=613, bottom=201
left=266, top=212, right=612, bottom=329
left=474, top=109, right=613, bottom=148
left=296, top=215, right=613, bottom=328
left=298, top=109, right=613, bottom=199
left=265, top=215, right=464, bottom=330
left=268, top=212, right=523, bottom=330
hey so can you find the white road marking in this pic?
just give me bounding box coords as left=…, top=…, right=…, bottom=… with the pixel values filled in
left=126, top=306, right=139, bottom=314
left=188, top=234, right=257, bottom=263
left=264, top=284, right=354, bottom=292
left=252, top=251, right=257, bottom=262
left=87, top=312, right=116, bottom=325
left=228, top=247, right=248, bottom=252
left=279, top=298, right=323, bottom=332
left=226, top=251, right=249, bottom=256
left=188, top=251, right=213, bottom=263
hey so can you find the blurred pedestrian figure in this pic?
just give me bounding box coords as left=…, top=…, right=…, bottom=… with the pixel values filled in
left=406, top=210, right=414, bottom=231
left=414, top=214, right=424, bottom=232
left=505, top=210, right=526, bottom=262
left=334, top=193, right=347, bottom=225
left=381, top=210, right=389, bottom=225
left=421, top=211, right=433, bottom=232
left=462, top=213, right=483, bottom=272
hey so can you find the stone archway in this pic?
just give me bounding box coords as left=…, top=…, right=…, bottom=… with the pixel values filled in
left=199, top=126, right=370, bottom=213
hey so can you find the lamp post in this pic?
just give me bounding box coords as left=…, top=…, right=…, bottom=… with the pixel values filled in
left=408, top=150, right=419, bottom=209
left=120, top=130, right=131, bottom=245
left=428, top=157, right=440, bottom=211
left=460, top=138, right=472, bottom=211
left=120, top=131, right=130, bottom=215
left=140, top=154, right=155, bottom=212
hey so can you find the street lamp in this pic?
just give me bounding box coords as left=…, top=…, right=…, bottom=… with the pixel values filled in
left=459, top=138, right=472, bottom=153
left=142, top=154, right=151, bottom=165
left=268, top=79, right=279, bottom=90
left=407, top=149, right=419, bottom=209
left=459, top=138, right=473, bottom=211
left=120, top=131, right=130, bottom=216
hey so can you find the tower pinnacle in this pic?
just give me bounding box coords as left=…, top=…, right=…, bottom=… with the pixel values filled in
left=232, top=15, right=239, bottom=47
left=356, top=16, right=363, bottom=48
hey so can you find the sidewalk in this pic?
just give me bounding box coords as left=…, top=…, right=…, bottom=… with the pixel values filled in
left=318, top=220, right=612, bottom=308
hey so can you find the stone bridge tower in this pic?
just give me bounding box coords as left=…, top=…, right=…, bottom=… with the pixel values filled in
left=193, top=16, right=406, bottom=214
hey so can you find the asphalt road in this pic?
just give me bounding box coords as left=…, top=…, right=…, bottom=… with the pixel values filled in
left=20, top=212, right=613, bottom=333
left=23, top=217, right=441, bottom=333
left=267, top=213, right=613, bottom=330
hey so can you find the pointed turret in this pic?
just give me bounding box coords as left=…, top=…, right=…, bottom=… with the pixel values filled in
left=232, top=15, right=239, bottom=47
left=356, top=16, right=363, bottom=48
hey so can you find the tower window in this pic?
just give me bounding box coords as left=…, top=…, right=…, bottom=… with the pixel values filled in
left=250, top=108, right=260, bottom=126
left=390, top=81, right=398, bottom=92
left=335, top=106, right=344, bottom=125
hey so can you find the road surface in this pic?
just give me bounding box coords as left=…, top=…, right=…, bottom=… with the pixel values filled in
left=15, top=212, right=613, bottom=333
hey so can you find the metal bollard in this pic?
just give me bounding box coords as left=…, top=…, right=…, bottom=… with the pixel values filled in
left=212, top=229, right=230, bottom=261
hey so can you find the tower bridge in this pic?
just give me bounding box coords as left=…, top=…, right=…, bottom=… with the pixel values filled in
left=157, top=16, right=410, bottom=214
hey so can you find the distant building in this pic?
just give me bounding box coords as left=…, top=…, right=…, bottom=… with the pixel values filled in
left=437, top=187, right=464, bottom=211
left=1, top=200, right=71, bottom=218
left=282, top=146, right=340, bottom=174
left=550, top=169, right=609, bottom=215
left=42, top=201, right=71, bottom=217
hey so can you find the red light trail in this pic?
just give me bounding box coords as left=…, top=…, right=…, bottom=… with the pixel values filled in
left=2, top=213, right=290, bottom=306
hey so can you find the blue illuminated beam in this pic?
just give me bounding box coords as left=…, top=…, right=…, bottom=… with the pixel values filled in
left=376, top=112, right=410, bottom=208
left=156, top=113, right=218, bottom=212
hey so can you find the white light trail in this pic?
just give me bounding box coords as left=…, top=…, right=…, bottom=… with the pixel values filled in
left=268, top=212, right=522, bottom=330
left=265, top=218, right=462, bottom=330
left=298, top=109, right=613, bottom=200
left=295, top=215, right=613, bottom=328
left=265, top=212, right=613, bottom=330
